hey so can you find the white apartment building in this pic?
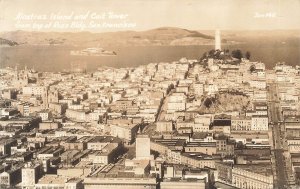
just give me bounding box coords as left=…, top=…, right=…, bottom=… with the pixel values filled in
left=22, top=85, right=47, bottom=96
left=251, top=115, right=269, bottom=131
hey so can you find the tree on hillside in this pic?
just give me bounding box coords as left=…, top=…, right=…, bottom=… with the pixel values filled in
left=225, top=49, right=230, bottom=54
left=231, top=49, right=243, bottom=60
left=204, top=97, right=216, bottom=108
left=215, top=50, right=221, bottom=59
left=201, top=52, right=207, bottom=60
left=250, top=64, right=256, bottom=73
left=245, top=51, right=251, bottom=60
left=208, top=49, right=215, bottom=57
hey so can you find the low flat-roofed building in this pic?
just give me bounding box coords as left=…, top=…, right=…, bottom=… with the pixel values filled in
left=6, top=151, right=33, bottom=162
left=231, top=116, right=251, bottom=131
left=65, top=109, right=89, bottom=122
left=185, top=142, right=217, bottom=156
left=61, top=136, right=93, bottom=151
left=150, top=139, right=185, bottom=155
left=123, top=159, right=151, bottom=175
left=181, top=152, right=221, bottom=169
left=0, top=108, right=18, bottom=119
left=212, top=114, right=231, bottom=135
left=286, top=127, right=300, bottom=138
left=253, top=102, right=268, bottom=110
left=112, top=99, right=134, bottom=111
left=285, top=116, right=300, bottom=137
left=84, top=176, right=157, bottom=189
left=214, top=181, right=239, bottom=189
left=37, top=146, right=64, bottom=160
left=86, top=143, right=121, bottom=165
left=232, top=163, right=273, bottom=189
left=35, top=175, right=83, bottom=189
left=57, top=160, right=93, bottom=178
left=230, top=131, right=269, bottom=145
left=110, top=123, right=140, bottom=144
left=87, top=136, right=122, bottom=151
left=37, top=110, right=52, bottom=121
left=215, top=162, right=233, bottom=184
left=0, top=116, right=40, bottom=128
left=0, top=137, right=17, bottom=155
left=160, top=178, right=206, bottom=189
left=286, top=136, right=300, bottom=153
left=49, top=102, right=67, bottom=115
left=251, top=115, right=268, bottom=131
left=39, top=121, right=61, bottom=130
left=156, top=121, right=173, bottom=132
left=177, top=127, right=192, bottom=134
left=60, top=150, right=81, bottom=164
left=0, top=164, right=22, bottom=186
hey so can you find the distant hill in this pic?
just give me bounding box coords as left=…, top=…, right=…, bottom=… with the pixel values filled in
left=0, top=38, right=18, bottom=46
left=0, top=27, right=219, bottom=46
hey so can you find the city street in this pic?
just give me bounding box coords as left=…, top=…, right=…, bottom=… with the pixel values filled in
left=268, top=83, right=295, bottom=188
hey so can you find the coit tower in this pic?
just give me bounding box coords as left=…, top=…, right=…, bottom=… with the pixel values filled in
left=215, top=29, right=221, bottom=50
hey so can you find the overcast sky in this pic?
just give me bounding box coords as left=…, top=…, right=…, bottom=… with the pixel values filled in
left=1, top=0, right=300, bottom=32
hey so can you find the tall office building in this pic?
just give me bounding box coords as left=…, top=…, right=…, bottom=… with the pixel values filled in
left=136, top=134, right=151, bottom=160
left=215, top=29, right=221, bottom=50
left=22, top=162, right=43, bottom=189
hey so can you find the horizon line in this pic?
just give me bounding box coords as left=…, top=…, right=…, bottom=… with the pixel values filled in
left=1, top=27, right=300, bottom=34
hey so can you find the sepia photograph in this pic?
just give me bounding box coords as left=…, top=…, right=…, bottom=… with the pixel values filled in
left=0, top=0, right=300, bottom=188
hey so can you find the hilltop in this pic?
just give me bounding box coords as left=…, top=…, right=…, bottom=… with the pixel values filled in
left=0, top=38, right=18, bottom=46
left=0, top=27, right=219, bottom=46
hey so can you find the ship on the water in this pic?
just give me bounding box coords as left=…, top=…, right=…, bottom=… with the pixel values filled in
left=70, top=47, right=117, bottom=56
